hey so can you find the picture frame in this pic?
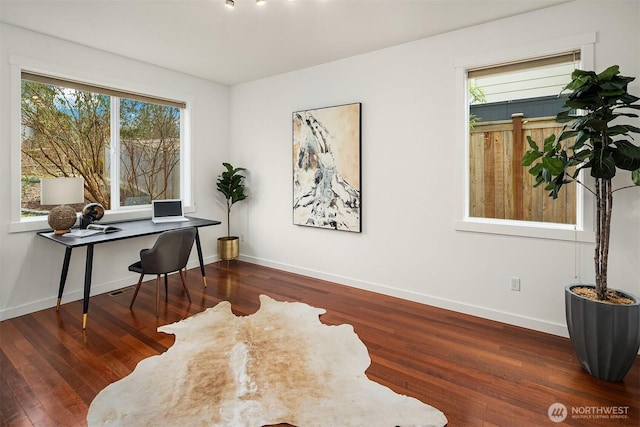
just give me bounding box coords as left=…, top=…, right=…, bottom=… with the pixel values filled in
left=292, top=103, right=362, bottom=232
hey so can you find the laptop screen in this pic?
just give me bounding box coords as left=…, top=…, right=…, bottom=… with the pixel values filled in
left=153, top=200, right=183, bottom=218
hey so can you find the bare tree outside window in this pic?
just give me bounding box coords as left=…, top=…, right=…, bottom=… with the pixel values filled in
left=20, top=76, right=183, bottom=218
left=21, top=81, right=111, bottom=211
left=120, top=100, right=180, bottom=206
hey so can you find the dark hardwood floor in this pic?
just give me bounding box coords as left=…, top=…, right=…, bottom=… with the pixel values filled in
left=1, top=261, right=638, bottom=426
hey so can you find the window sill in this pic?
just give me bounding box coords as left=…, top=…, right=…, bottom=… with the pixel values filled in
left=455, top=218, right=595, bottom=243
left=10, top=205, right=196, bottom=234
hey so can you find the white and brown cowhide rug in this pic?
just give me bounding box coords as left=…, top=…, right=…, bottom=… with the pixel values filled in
left=87, top=295, right=447, bottom=427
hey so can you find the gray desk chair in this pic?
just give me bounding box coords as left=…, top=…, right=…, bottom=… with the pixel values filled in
left=128, top=227, right=197, bottom=317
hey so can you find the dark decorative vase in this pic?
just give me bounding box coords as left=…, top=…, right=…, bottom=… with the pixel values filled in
left=565, top=285, right=640, bottom=382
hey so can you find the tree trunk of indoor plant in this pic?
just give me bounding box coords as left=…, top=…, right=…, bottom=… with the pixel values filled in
left=217, top=186, right=239, bottom=260
left=594, top=177, right=612, bottom=301
left=215, top=163, right=247, bottom=262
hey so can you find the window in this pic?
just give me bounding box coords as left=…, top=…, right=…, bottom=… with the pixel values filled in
left=20, top=72, right=187, bottom=219
left=467, top=51, right=581, bottom=225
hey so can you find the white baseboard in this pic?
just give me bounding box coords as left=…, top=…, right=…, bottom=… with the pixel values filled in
left=0, top=256, right=219, bottom=321
left=239, top=254, right=570, bottom=339
left=2, top=253, right=568, bottom=340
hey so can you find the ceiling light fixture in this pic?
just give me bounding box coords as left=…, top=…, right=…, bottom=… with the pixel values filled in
left=224, top=0, right=294, bottom=9
left=226, top=0, right=285, bottom=9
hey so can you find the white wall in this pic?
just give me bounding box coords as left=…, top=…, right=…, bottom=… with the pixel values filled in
left=0, top=24, right=230, bottom=320
left=2, top=2, right=639, bottom=337
left=229, top=0, right=640, bottom=337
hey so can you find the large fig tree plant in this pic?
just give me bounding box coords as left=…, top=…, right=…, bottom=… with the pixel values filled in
left=522, top=65, right=640, bottom=301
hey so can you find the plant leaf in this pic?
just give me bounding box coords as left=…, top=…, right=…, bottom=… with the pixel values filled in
left=597, top=65, right=620, bottom=80
left=558, top=130, right=579, bottom=141
left=522, top=150, right=542, bottom=167
left=542, top=157, right=564, bottom=175
left=611, top=141, right=640, bottom=171
left=590, top=151, right=617, bottom=179
left=543, top=134, right=557, bottom=152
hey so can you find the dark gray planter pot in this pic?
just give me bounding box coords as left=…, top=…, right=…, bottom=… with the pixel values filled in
left=565, top=285, right=640, bottom=382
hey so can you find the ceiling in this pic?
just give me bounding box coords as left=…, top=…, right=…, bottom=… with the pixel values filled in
left=0, top=0, right=570, bottom=86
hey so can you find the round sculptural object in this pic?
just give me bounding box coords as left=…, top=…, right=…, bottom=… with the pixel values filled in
left=48, top=205, right=78, bottom=235
left=80, top=203, right=105, bottom=228
left=82, top=203, right=105, bottom=221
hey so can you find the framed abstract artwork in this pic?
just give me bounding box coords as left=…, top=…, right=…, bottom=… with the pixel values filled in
left=292, top=103, right=361, bottom=232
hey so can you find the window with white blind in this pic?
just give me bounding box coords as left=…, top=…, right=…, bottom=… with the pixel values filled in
left=467, top=51, right=581, bottom=226
left=20, top=72, right=188, bottom=220
left=454, top=34, right=597, bottom=241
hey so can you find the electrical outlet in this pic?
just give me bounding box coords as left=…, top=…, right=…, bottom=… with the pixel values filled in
left=510, top=277, right=521, bottom=292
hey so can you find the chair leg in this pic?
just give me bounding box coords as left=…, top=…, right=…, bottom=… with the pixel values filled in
left=130, top=274, right=145, bottom=309
left=164, top=274, right=169, bottom=302
left=180, top=269, right=192, bottom=303
left=156, top=275, right=161, bottom=317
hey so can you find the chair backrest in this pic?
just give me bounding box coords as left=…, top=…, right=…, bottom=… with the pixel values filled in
left=139, top=227, right=197, bottom=274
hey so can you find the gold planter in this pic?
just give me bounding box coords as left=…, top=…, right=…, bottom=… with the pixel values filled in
left=217, top=236, right=239, bottom=260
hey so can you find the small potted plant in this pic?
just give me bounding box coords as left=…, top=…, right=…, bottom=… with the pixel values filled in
left=216, top=162, right=247, bottom=261
left=522, top=65, right=640, bottom=381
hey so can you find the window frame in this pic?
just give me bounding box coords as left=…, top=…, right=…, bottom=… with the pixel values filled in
left=9, top=55, right=194, bottom=233
left=453, top=33, right=597, bottom=242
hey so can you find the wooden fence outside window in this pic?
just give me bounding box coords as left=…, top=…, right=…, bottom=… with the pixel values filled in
left=469, top=115, right=576, bottom=224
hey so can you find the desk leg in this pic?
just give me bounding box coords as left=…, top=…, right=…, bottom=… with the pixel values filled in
left=56, top=247, right=73, bottom=311
left=82, top=244, right=94, bottom=330
left=194, top=229, right=207, bottom=287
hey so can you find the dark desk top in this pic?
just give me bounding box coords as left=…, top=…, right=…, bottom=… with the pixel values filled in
left=37, top=216, right=221, bottom=248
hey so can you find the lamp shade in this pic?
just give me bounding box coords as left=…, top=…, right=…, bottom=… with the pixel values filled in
left=40, top=177, right=85, bottom=205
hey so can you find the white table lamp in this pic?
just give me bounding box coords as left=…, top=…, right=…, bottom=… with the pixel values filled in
left=40, top=177, right=85, bottom=235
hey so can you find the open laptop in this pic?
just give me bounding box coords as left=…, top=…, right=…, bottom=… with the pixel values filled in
left=151, top=199, right=189, bottom=223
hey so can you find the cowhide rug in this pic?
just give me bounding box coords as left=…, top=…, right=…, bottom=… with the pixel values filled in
left=87, top=295, right=447, bottom=427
